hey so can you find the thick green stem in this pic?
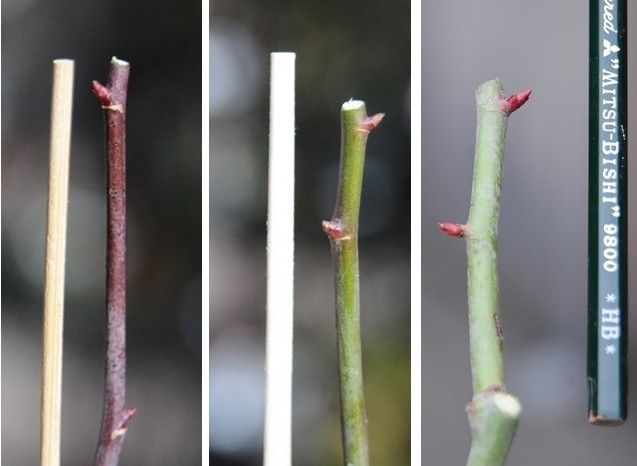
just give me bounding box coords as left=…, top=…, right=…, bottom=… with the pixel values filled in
left=465, top=79, right=526, bottom=466
left=466, top=392, right=521, bottom=466
left=323, top=100, right=383, bottom=466
left=441, top=79, right=531, bottom=466
left=466, top=79, right=508, bottom=394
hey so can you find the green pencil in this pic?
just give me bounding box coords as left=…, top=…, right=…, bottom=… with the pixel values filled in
left=587, top=0, right=627, bottom=425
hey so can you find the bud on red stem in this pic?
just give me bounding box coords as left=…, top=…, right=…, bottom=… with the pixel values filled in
left=91, top=80, right=112, bottom=106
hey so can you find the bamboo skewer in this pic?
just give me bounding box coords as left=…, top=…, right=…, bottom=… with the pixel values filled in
left=263, top=52, right=296, bottom=466
left=40, top=59, right=75, bottom=466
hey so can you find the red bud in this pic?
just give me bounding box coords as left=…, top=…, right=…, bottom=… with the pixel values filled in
left=500, top=89, right=532, bottom=114
left=91, top=80, right=112, bottom=106
left=322, top=220, right=348, bottom=240
left=360, top=113, right=385, bottom=132
left=438, top=222, right=466, bottom=238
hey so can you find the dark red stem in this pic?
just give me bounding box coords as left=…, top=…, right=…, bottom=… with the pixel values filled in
left=93, top=58, right=135, bottom=466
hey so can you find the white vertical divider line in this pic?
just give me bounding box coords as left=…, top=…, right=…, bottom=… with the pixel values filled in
left=410, top=0, right=422, bottom=464
left=264, top=52, right=295, bottom=466
left=202, top=0, right=210, bottom=461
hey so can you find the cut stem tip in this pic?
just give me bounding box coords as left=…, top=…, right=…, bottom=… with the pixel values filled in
left=110, top=56, right=130, bottom=67
left=438, top=222, right=465, bottom=238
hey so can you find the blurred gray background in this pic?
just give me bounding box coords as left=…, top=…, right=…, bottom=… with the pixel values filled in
left=423, top=1, right=636, bottom=465
left=2, top=1, right=202, bottom=464
left=211, top=0, right=410, bottom=465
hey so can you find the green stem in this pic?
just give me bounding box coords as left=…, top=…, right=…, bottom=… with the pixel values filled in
left=466, top=392, right=521, bottom=466
left=323, top=100, right=383, bottom=466
left=465, top=79, right=525, bottom=466
left=466, top=79, right=508, bottom=394
left=441, top=79, right=531, bottom=466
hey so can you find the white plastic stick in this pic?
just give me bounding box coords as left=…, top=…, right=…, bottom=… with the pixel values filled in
left=264, top=52, right=295, bottom=466
left=41, top=59, right=74, bottom=466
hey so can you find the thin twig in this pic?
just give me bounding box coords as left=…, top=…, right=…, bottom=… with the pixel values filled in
left=41, top=58, right=74, bottom=466
left=323, top=100, right=383, bottom=466
left=92, top=57, right=136, bottom=466
left=439, top=79, right=531, bottom=466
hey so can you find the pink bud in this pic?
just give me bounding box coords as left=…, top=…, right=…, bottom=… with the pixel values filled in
left=91, top=80, right=112, bottom=106
left=322, top=220, right=347, bottom=240
left=500, top=89, right=532, bottom=114
left=438, top=222, right=465, bottom=238
left=360, top=113, right=385, bottom=132
left=120, top=406, right=137, bottom=428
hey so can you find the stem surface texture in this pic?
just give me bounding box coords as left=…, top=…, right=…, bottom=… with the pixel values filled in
left=323, top=101, right=383, bottom=466
left=92, top=57, right=135, bottom=466
left=440, top=79, right=531, bottom=466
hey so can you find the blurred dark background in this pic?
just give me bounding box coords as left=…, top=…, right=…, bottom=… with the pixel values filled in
left=2, top=1, right=202, bottom=464
left=211, top=0, right=410, bottom=465
left=423, top=1, right=637, bottom=465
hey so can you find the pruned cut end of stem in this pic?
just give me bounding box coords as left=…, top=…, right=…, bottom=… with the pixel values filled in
left=438, top=222, right=466, bottom=238
left=492, top=393, right=522, bottom=419
left=342, top=99, right=365, bottom=111
left=499, top=89, right=532, bottom=115
left=466, top=392, right=521, bottom=466
left=111, top=56, right=130, bottom=67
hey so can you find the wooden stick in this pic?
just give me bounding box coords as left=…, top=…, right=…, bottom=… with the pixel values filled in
left=41, top=59, right=74, bottom=466
left=263, top=52, right=295, bottom=466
